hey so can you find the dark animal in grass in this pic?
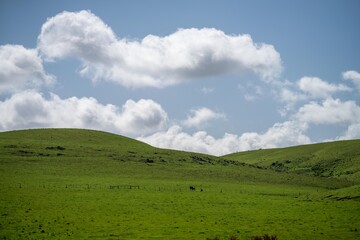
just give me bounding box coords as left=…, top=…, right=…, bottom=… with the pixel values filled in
left=189, top=186, right=196, bottom=191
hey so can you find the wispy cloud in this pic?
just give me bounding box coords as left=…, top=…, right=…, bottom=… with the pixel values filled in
left=343, top=70, right=360, bottom=91
left=298, top=76, right=351, bottom=99
left=238, top=83, right=265, bottom=102
left=182, top=107, right=225, bottom=128
left=201, top=87, right=214, bottom=94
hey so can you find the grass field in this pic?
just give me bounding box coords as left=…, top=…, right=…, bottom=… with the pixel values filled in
left=0, top=129, right=359, bottom=239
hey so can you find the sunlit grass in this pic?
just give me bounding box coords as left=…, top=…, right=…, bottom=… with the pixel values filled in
left=0, top=129, right=359, bottom=239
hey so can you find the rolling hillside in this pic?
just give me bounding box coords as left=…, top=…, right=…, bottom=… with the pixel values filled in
left=224, top=140, right=360, bottom=183
left=1, top=129, right=359, bottom=239
left=0, top=128, right=355, bottom=188
left=0, top=128, right=221, bottom=167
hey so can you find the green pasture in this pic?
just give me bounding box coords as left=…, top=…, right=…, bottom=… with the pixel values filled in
left=0, top=129, right=359, bottom=239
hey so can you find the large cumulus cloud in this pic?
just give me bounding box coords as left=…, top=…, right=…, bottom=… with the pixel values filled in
left=37, top=10, right=282, bottom=88
left=38, top=10, right=116, bottom=61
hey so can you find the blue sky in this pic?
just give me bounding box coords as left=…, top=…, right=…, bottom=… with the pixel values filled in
left=1, top=0, right=359, bottom=155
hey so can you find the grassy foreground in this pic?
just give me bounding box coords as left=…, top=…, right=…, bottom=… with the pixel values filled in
left=0, top=129, right=359, bottom=239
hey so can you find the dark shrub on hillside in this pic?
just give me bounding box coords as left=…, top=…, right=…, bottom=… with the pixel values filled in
left=251, top=234, right=277, bottom=240
left=206, top=234, right=277, bottom=240
left=207, top=237, right=238, bottom=240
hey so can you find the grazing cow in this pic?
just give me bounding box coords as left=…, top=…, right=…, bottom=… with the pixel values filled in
left=189, top=186, right=195, bottom=191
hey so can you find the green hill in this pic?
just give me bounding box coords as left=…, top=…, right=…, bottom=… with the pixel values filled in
left=0, top=128, right=222, bottom=174
left=0, top=128, right=353, bottom=188
left=0, top=129, right=359, bottom=240
left=224, top=140, right=360, bottom=183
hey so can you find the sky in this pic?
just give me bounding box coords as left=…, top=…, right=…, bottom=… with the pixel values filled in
left=0, top=0, right=360, bottom=156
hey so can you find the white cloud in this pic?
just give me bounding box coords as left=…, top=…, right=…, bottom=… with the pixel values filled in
left=0, top=45, right=55, bottom=94
left=182, top=107, right=225, bottom=128
left=277, top=87, right=306, bottom=117
left=279, top=88, right=307, bottom=104
left=277, top=76, right=353, bottom=117
left=38, top=10, right=117, bottom=61
left=138, top=125, right=215, bottom=154
left=238, top=121, right=311, bottom=151
left=343, top=70, right=360, bottom=91
left=139, top=125, right=243, bottom=156
left=279, top=76, right=351, bottom=106
left=298, top=76, right=351, bottom=99
left=0, top=91, right=167, bottom=136
left=139, top=121, right=310, bottom=156
left=296, top=98, right=360, bottom=125
left=138, top=72, right=360, bottom=155
left=140, top=94, right=360, bottom=155
left=292, top=97, right=360, bottom=141
left=38, top=10, right=283, bottom=88
left=115, top=99, right=168, bottom=135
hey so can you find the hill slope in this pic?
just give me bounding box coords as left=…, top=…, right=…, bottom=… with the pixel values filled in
left=0, top=128, right=354, bottom=188
left=0, top=128, right=219, bottom=165
left=224, top=140, right=360, bottom=183
left=1, top=129, right=359, bottom=239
